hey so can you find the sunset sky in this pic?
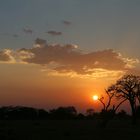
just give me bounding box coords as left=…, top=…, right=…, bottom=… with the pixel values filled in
left=0, top=0, right=140, bottom=113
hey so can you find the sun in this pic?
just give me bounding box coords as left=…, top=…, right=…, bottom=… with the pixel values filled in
left=92, top=95, right=99, bottom=101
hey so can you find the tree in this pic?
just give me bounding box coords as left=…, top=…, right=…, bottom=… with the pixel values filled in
left=98, top=89, right=127, bottom=127
left=49, top=106, right=77, bottom=119
left=135, top=77, right=140, bottom=104
left=117, top=110, right=129, bottom=119
left=86, top=108, right=94, bottom=116
left=107, top=74, right=140, bottom=124
left=99, top=88, right=127, bottom=114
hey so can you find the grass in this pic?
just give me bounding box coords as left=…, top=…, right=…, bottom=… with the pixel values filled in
left=0, top=119, right=140, bottom=140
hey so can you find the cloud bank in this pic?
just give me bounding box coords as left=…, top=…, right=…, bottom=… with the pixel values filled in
left=0, top=38, right=138, bottom=77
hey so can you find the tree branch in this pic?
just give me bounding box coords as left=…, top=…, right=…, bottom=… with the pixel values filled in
left=98, top=98, right=106, bottom=110
left=114, top=98, right=127, bottom=112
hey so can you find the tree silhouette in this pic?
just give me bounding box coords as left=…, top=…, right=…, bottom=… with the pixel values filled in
left=117, top=109, right=129, bottom=119
left=107, top=74, right=140, bottom=124
left=135, top=77, right=140, bottom=104
left=86, top=108, right=94, bottom=116
left=49, top=106, right=77, bottom=119
left=98, top=88, right=127, bottom=113
left=98, top=89, right=127, bottom=127
left=0, top=106, right=50, bottom=120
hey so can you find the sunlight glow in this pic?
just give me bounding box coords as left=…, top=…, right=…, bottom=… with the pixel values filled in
left=93, top=95, right=98, bottom=101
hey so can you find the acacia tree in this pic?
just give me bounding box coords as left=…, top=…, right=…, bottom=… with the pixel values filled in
left=136, top=77, right=140, bottom=104
left=98, top=88, right=126, bottom=119
left=107, top=74, right=140, bottom=124
left=98, top=88, right=127, bottom=127
left=99, top=88, right=127, bottom=113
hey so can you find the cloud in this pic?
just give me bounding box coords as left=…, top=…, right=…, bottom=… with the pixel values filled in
left=0, top=49, right=34, bottom=63
left=19, top=39, right=139, bottom=75
left=47, top=30, right=62, bottom=36
left=0, top=38, right=138, bottom=77
left=0, top=50, right=11, bottom=61
left=34, top=38, right=47, bottom=48
left=23, top=28, right=33, bottom=34
left=62, top=20, right=71, bottom=25
left=42, top=68, right=125, bottom=79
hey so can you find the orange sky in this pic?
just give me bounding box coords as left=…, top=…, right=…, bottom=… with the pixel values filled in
left=0, top=38, right=139, bottom=113
left=0, top=60, right=131, bottom=113
left=1, top=1, right=140, bottom=114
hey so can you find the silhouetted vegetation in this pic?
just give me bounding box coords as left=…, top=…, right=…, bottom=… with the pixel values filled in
left=96, top=86, right=127, bottom=127
left=0, top=105, right=130, bottom=121
left=0, top=106, right=48, bottom=120
left=0, top=106, right=78, bottom=120
left=49, top=106, right=77, bottom=119
left=90, top=74, right=140, bottom=127
left=117, top=110, right=129, bottom=119
left=107, top=74, right=140, bottom=124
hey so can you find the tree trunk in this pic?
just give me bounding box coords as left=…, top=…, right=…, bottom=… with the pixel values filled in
left=99, top=110, right=115, bottom=128
left=130, top=101, right=136, bottom=125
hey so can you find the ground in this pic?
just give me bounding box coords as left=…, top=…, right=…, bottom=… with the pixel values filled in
left=0, top=119, right=140, bottom=140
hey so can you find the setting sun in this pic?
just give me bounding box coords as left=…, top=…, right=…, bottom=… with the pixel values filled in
left=93, top=95, right=99, bottom=101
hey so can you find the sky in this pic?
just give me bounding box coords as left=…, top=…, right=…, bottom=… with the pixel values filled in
left=0, top=0, right=140, bottom=113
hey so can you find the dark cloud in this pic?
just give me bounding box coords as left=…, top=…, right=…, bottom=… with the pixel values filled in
left=62, top=20, right=71, bottom=25
left=47, top=30, right=62, bottom=36
left=23, top=28, right=33, bottom=34
left=0, top=39, right=138, bottom=75
left=35, top=38, right=47, bottom=47
left=17, top=39, right=138, bottom=75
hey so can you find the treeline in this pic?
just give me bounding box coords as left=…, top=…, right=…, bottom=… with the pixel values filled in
left=0, top=106, right=133, bottom=120
left=0, top=106, right=78, bottom=120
